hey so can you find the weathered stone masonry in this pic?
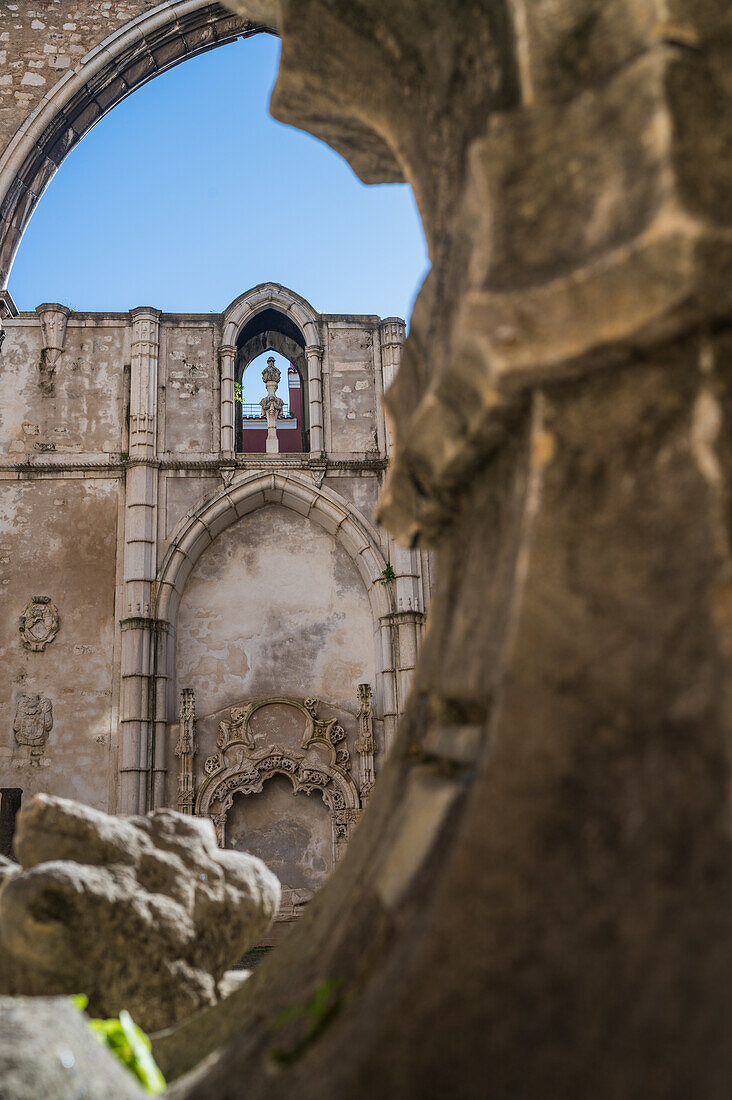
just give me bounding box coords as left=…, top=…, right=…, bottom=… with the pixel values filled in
left=5, top=2, right=732, bottom=1099
left=0, top=284, right=430, bottom=850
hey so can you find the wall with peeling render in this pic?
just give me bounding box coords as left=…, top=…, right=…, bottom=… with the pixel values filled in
left=0, top=299, right=419, bottom=837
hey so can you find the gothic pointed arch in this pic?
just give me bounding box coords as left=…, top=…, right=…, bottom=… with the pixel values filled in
left=155, top=471, right=391, bottom=625
left=154, top=472, right=395, bottom=747
left=221, top=282, right=321, bottom=348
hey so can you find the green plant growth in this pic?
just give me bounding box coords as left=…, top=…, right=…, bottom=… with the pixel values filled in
left=234, top=381, right=242, bottom=403
left=120, top=451, right=129, bottom=462
left=70, top=996, right=165, bottom=1094
left=269, top=979, right=342, bottom=1067
left=381, top=563, right=396, bottom=583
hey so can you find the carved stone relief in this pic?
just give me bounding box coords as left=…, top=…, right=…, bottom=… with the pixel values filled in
left=18, top=596, right=59, bottom=652
left=175, top=688, right=197, bottom=815
left=194, top=695, right=363, bottom=869
left=35, top=303, right=71, bottom=395
left=356, top=682, right=376, bottom=801
left=13, top=693, right=53, bottom=765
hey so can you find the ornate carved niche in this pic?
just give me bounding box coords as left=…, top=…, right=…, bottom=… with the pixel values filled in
left=193, top=696, right=362, bottom=865
left=19, top=596, right=59, bottom=652
left=13, top=693, right=53, bottom=765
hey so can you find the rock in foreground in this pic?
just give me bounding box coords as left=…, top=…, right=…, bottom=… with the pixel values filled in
left=0, top=996, right=145, bottom=1100
left=0, top=795, right=280, bottom=1031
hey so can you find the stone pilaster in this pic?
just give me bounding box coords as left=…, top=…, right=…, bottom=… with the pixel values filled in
left=305, top=343, right=325, bottom=454
left=219, top=343, right=237, bottom=457
left=379, top=319, right=405, bottom=385
left=129, top=307, right=159, bottom=457
left=119, top=306, right=161, bottom=816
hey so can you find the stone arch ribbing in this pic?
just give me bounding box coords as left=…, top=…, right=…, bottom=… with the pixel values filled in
left=221, top=282, right=321, bottom=348
left=156, top=471, right=390, bottom=624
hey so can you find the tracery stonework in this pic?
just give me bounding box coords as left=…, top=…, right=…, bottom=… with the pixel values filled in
left=185, top=692, right=370, bottom=910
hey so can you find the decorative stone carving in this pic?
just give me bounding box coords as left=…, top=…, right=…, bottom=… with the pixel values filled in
left=35, top=303, right=71, bottom=394
left=355, top=682, right=376, bottom=801
left=0, top=289, right=18, bottom=354
left=175, top=688, right=197, bottom=815
left=18, top=596, right=59, bottom=652
left=13, top=694, right=53, bottom=765
left=217, top=705, right=254, bottom=750
left=195, top=697, right=361, bottom=859
left=303, top=696, right=320, bottom=719
left=260, top=356, right=284, bottom=454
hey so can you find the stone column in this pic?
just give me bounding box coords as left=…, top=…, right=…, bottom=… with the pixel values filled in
left=219, top=343, right=237, bottom=457
left=379, top=318, right=405, bottom=456
left=260, top=356, right=283, bottom=454
left=305, top=343, right=325, bottom=454
left=119, top=306, right=161, bottom=816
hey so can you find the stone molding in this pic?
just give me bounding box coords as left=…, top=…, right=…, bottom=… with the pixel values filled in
left=221, top=281, right=321, bottom=348
left=155, top=471, right=392, bottom=624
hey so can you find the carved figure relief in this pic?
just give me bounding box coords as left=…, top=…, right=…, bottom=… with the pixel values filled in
left=19, top=596, right=59, bottom=652
left=356, top=682, right=376, bottom=801
left=13, top=693, right=53, bottom=764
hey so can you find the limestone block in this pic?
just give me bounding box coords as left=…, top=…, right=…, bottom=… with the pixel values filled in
left=0, top=795, right=280, bottom=1032
left=0, top=996, right=145, bottom=1100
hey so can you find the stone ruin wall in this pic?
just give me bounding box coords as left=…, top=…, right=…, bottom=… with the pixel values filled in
left=0, top=295, right=430, bottom=848
left=4, top=0, right=732, bottom=1097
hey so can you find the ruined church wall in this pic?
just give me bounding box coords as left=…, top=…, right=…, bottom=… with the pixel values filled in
left=170, top=502, right=377, bottom=804
left=0, top=315, right=127, bottom=456
left=0, top=476, right=120, bottom=810
left=160, top=318, right=218, bottom=456
left=0, top=295, right=413, bottom=821
left=324, top=319, right=381, bottom=455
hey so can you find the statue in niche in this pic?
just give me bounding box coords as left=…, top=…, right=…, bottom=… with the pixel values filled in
left=260, top=357, right=284, bottom=454
left=13, top=693, right=53, bottom=764
left=19, top=596, right=59, bottom=652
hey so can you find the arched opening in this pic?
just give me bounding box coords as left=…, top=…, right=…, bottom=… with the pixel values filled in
left=227, top=774, right=333, bottom=919
left=235, top=307, right=308, bottom=453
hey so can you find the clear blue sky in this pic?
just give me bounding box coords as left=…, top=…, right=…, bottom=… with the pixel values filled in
left=8, top=33, right=428, bottom=321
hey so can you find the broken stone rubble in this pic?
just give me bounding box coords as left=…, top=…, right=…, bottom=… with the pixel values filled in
left=0, top=794, right=280, bottom=1032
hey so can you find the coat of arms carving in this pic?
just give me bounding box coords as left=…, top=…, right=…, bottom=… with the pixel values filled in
left=13, top=693, right=53, bottom=760
left=19, top=596, right=59, bottom=652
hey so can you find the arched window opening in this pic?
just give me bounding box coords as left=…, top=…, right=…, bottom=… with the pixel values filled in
left=235, top=308, right=308, bottom=453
